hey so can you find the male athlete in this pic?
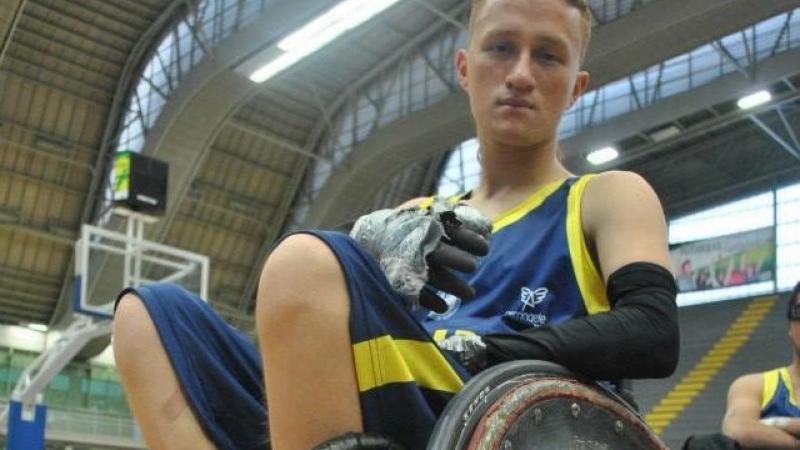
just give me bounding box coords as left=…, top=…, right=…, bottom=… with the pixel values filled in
left=722, top=282, right=800, bottom=449
left=112, top=1, right=679, bottom=449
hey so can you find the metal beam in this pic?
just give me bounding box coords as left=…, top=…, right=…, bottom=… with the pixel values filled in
left=19, top=11, right=128, bottom=58
left=607, top=89, right=800, bottom=171
left=3, top=53, right=113, bottom=101
left=0, top=136, right=95, bottom=173
left=183, top=197, right=264, bottom=226
left=561, top=47, right=800, bottom=171
left=409, top=0, right=466, bottom=31
left=777, top=106, right=800, bottom=151
left=0, top=67, right=109, bottom=109
left=13, top=26, right=124, bottom=66
left=0, top=0, right=26, bottom=69
left=28, top=1, right=136, bottom=44
left=211, top=145, right=294, bottom=177
left=749, top=114, right=800, bottom=160
left=0, top=167, right=86, bottom=197
left=226, top=119, right=332, bottom=163
left=0, top=223, right=75, bottom=246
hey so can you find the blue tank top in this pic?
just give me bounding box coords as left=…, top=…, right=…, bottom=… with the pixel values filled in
left=418, top=176, right=610, bottom=340
left=761, top=367, right=800, bottom=418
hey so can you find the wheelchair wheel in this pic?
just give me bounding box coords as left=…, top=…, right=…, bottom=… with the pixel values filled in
left=427, top=360, right=666, bottom=450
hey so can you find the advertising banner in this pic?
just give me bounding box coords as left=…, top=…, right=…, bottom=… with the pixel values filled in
left=670, top=227, right=775, bottom=293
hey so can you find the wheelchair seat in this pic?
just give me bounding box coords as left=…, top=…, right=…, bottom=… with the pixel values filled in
left=427, top=360, right=667, bottom=450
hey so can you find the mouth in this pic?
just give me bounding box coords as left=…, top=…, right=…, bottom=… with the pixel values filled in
left=497, top=98, right=534, bottom=109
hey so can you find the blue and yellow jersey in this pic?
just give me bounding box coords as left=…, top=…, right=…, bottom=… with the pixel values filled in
left=761, top=367, right=800, bottom=418
left=418, top=175, right=610, bottom=340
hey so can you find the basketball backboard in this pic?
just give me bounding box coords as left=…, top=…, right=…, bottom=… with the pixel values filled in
left=73, top=214, right=209, bottom=318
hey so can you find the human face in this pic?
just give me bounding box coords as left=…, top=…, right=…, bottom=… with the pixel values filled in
left=456, top=0, right=589, bottom=148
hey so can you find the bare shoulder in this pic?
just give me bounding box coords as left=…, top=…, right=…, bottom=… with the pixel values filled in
left=581, top=170, right=665, bottom=238
left=729, top=372, right=764, bottom=396
left=583, top=170, right=658, bottom=205
left=396, top=196, right=430, bottom=209
left=581, top=170, right=670, bottom=275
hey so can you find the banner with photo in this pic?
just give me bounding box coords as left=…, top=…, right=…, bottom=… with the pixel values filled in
left=670, top=227, right=775, bottom=293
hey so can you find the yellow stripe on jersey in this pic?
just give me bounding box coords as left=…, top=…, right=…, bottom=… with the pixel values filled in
left=418, top=197, right=435, bottom=209
left=352, top=335, right=464, bottom=394
left=762, top=368, right=780, bottom=409
left=492, top=178, right=566, bottom=233
left=779, top=367, right=799, bottom=407
left=566, top=175, right=609, bottom=315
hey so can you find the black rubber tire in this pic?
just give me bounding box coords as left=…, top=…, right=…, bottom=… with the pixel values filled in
left=426, top=360, right=659, bottom=450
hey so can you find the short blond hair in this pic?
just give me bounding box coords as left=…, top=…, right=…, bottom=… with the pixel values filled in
left=468, top=0, right=593, bottom=62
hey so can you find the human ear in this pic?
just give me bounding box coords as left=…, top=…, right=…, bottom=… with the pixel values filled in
left=569, top=70, right=590, bottom=107
left=455, top=49, right=469, bottom=91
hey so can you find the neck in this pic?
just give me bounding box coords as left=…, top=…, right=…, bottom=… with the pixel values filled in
left=473, top=135, right=572, bottom=199
left=789, top=355, right=800, bottom=377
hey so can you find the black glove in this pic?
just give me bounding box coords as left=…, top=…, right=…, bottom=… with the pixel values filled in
left=419, top=211, right=490, bottom=313
left=437, top=334, right=488, bottom=374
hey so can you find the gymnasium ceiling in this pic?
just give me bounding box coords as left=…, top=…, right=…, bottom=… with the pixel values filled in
left=0, top=0, right=799, bottom=331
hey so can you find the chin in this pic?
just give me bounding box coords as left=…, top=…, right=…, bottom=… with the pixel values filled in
left=486, top=125, right=546, bottom=147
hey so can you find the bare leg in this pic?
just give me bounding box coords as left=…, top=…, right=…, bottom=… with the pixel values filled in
left=256, top=234, right=363, bottom=450
left=112, top=294, right=215, bottom=450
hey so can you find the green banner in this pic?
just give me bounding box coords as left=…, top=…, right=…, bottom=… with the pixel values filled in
left=670, top=227, right=775, bottom=293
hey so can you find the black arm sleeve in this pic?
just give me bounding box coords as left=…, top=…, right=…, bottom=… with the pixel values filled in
left=482, top=262, right=680, bottom=380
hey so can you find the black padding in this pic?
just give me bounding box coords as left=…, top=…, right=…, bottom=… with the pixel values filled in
left=483, top=262, right=680, bottom=380
left=681, top=433, right=741, bottom=450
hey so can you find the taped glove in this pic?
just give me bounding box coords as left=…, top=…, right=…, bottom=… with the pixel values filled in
left=421, top=209, right=489, bottom=312
left=349, top=198, right=490, bottom=311
left=437, top=334, right=488, bottom=374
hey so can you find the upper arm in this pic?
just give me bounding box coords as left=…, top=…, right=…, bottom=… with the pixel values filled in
left=723, top=374, right=764, bottom=435
left=582, top=171, right=671, bottom=280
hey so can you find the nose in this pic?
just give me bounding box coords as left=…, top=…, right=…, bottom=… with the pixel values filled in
left=505, top=53, right=535, bottom=93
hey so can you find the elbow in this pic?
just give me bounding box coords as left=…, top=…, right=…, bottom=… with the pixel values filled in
left=648, top=297, right=680, bottom=378
left=642, top=316, right=680, bottom=378
left=721, top=422, right=749, bottom=447
left=657, top=322, right=680, bottom=377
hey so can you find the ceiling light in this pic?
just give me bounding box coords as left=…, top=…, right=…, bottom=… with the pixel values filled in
left=586, top=147, right=619, bottom=166
left=737, top=90, right=771, bottom=110
left=649, top=125, right=681, bottom=143
left=246, top=0, right=402, bottom=83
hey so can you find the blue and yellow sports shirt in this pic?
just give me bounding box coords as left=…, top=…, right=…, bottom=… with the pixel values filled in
left=418, top=175, right=610, bottom=341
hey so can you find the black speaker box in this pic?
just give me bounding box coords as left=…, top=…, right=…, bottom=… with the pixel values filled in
left=112, top=152, right=169, bottom=216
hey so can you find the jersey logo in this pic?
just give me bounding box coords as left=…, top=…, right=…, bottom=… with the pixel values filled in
left=520, top=287, right=549, bottom=310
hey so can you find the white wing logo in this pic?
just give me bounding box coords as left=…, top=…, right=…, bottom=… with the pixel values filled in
left=520, top=287, right=549, bottom=309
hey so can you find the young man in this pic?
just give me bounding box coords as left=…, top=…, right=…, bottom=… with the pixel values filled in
left=112, top=0, right=679, bottom=449
left=722, top=282, right=800, bottom=449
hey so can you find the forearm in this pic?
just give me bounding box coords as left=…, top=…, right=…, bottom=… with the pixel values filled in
left=762, top=417, right=800, bottom=438
left=483, top=262, right=679, bottom=380
left=483, top=296, right=677, bottom=379
left=726, top=421, right=800, bottom=449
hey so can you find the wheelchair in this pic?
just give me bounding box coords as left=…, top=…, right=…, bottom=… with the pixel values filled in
left=426, top=360, right=668, bottom=450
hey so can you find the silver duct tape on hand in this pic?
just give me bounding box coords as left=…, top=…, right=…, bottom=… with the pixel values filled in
left=349, top=198, right=491, bottom=309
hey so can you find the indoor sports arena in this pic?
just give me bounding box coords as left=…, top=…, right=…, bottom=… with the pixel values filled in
left=1, top=0, right=800, bottom=449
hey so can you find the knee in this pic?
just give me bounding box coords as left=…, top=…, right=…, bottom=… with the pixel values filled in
left=112, top=293, right=161, bottom=368
left=256, top=234, right=347, bottom=329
